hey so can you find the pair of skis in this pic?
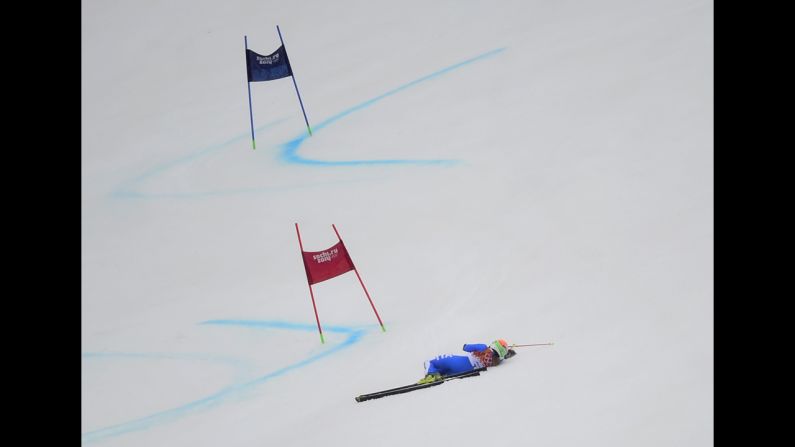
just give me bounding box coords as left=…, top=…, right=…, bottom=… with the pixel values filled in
left=355, top=367, right=487, bottom=403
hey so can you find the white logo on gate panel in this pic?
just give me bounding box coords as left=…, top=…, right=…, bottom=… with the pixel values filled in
left=256, top=53, right=280, bottom=65
left=313, top=248, right=338, bottom=263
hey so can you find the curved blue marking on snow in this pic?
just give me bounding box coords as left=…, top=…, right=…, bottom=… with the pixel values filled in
left=112, top=118, right=289, bottom=198
left=81, top=320, right=373, bottom=444
left=280, top=47, right=505, bottom=166
left=82, top=351, right=255, bottom=387
left=111, top=48, right=504, bottom=198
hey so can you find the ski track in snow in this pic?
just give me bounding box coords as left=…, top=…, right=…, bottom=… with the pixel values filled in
left=111, top=48, right=505, bottom=200
left=81, top=320, right=374, bottom=444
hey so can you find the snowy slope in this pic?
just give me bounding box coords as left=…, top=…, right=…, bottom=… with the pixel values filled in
left=81, top=0, right=713, bottom=445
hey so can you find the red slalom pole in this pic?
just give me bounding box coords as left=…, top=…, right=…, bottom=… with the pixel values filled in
left=332, top=224, right=386, bottom=332
left=295, top=223, right=325, bottom=343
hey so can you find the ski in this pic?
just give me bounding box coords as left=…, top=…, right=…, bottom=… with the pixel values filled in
left=354, top=367, right=486, bottom=403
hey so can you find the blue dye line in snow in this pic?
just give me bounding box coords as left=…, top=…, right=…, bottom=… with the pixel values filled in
left=280, top=47, right=505, bottom=166
left=81, top=320, right=372, bottom=444
left=112, top=118, right=288, bottom=198
left=111, top=47, right=505, bottom=198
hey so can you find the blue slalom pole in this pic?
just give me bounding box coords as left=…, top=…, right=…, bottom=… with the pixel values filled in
left=277, top=26, right=313, bottom=136
left=244, top=35, right=257, bottom=149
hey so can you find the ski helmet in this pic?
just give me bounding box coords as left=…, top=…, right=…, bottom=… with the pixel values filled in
left=491, top=339, right=509, bottom=359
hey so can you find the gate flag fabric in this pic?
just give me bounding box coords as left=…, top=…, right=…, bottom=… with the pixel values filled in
left=245, top=45, right=292, bottom=82
left=300, top=241, right=355, bottom=285
left=295, top=223, right=387, bottom=344
left=243, top=27, right=313, bottom=151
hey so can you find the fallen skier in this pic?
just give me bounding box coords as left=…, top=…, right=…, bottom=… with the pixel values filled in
left=417, top=339, right=517, bottom=384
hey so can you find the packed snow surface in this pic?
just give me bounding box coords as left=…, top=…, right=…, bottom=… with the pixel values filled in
left=82, top=0, right=713, bottom=445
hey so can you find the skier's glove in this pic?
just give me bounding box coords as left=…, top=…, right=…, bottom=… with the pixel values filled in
left=505, top=349, right=517, bottom=359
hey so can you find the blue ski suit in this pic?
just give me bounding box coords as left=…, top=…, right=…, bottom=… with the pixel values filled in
left=423, top=343, right=495, bottom=375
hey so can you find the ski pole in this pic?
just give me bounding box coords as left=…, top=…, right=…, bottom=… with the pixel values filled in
left=509, top=343, right=554, bottom=348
